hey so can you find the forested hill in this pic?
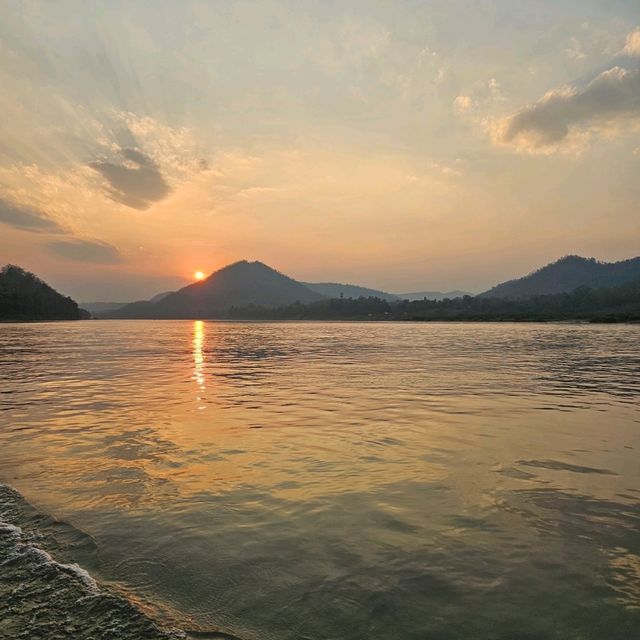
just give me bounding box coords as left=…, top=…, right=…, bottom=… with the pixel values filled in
left=480, top=255, right=640, bottom=299
left=0, top=265, right=86, bottom=321
left=105, top=260, right=324, bottom=319
left=226, top=278, right=640, bottom=322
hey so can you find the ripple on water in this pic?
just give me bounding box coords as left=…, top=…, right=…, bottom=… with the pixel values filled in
left=0, top=321, right=639, bottom=639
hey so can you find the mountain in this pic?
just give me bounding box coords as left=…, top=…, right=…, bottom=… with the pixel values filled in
left=148, top=291, right=173, bottom=303
left=0, top=264, right=86, bottom=321
left=481, top=255, right=640, bottom=299
left=398, top=290, right=472, bottom=301
left=303, top=282, right=399, bottom=301
left=80, top=301, right=129, bottom=315
left=104, top=260, right=325, bottom=319
left=81, top=291, right=173, bottom=316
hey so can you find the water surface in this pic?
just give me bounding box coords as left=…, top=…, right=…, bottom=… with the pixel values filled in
left=1, top=321, right=639, bottom=639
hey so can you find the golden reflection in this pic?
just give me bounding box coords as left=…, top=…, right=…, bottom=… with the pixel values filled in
left=192, top=320, right=205, bottom=399
left=608, top=547, right=640, bottom=609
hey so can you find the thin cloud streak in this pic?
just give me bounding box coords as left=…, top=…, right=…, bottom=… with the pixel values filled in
left=47, top=239, right=123, bottom=264
left=0, top=197, right=63, bottom=233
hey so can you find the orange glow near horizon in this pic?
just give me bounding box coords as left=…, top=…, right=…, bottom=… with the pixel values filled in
left=194, top=271, right=205, bottom=281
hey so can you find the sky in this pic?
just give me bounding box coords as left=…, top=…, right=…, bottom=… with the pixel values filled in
left=1, top=0, right=639, bottom=301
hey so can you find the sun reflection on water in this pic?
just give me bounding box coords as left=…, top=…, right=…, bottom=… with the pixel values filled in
left=192, top=320, right=205, bottom=402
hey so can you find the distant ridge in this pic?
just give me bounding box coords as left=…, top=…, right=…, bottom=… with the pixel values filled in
left=82, top=291, right=174, bottom=316
left=104, top=260, right=324, bottom=319
left=397, top=290, right=472, bottom=301
left=304, top=282, right=399, bottom=301
left=80, top=301, right=128, bottom=315
left=148, top=291, right=173, bottom=303
left=480, top=255, right=640, bottom=299
left=0, top=264, right=86, bottom=321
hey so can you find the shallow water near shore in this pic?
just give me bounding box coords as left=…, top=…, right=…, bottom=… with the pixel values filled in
left=1, top=320, right=639, bottom=639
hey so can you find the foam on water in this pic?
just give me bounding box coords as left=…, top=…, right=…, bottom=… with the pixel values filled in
left=0, top=520, right=100, bottom=593
left=0, top=483, right=185, bottom=640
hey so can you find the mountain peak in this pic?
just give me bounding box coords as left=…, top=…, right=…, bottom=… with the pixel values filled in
left=2, top=264, right=34, bottom=281
left=481, top=255, right=640, bottom=299
left=106, top=259, right=324, bottom=319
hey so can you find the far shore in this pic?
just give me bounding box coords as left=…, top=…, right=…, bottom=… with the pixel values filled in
left=4, top=317, right=639, bottom=325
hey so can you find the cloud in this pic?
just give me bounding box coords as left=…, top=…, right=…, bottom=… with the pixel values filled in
left=0, top=191, right=123, bottom=267
left=89, top=147, right=171, bottom=210
left=47, top=239, right=122, bottom=264
left=624, top=29, right=640, bottom=57
left=565, top=36, right=586, bottom=61
left=453, top=78, right=504, bottom=120
left=453, top=95, right=474, bottom=114
left=495, top=65, right=640, bottom=152
left=0, top=197, right=63, bottom=233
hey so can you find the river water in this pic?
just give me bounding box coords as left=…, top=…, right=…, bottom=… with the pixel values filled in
left=0, top=321, right=639, bottom=639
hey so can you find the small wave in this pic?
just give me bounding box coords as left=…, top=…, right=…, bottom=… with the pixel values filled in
left=0, top=520, right=100, bottom=593
left=0, top=483, right=186, bottom=639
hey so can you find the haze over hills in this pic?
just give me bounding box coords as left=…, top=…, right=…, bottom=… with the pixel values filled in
left=80, top=301, right=129, bottom=315
left=303, top=282, right=399, bottom=301
left=104, top=260, right=324, bottom=319
left=81, top=291, right=173, bottom=316
left=302, top=285, right=474, bottom=302
left=481, top=255, right=640, bottom=299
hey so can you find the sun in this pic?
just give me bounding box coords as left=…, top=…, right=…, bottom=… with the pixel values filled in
left=194, top=271, right=205, bottom=281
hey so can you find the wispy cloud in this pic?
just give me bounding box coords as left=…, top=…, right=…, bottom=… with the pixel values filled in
left=623, top=28, right=640, bottom=57
left=47, top=238, right=123, bottom=264
left=0, top=190, right=124, bottom=267
left=453, top=95, right=474, bottom=114
left=89, top=148, right=171, bottom=210
left=0, top=197, right=63, bottom=233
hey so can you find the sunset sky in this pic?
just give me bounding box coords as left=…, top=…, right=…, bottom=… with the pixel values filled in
left=1, top=0, right=639, bottom=301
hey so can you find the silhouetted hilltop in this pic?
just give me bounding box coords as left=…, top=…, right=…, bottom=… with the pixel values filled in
left=480, top=255, right=640, bottom=299
left=104, top=260, right=324, bottom=319
left=304, top=282, right=399, bottom=301
left=0, top=264, right=86, bottom=321
left=398, top=290, right=472, bottom=301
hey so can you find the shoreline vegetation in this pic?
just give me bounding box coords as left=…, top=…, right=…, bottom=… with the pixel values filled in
left=221, top=279, right=640, bottom=323
left=2, top=260, right=640, bottom=324
left=98, top=257, right=640, bottom=323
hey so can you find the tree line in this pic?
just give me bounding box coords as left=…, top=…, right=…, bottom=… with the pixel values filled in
left=226, top=278, right=640, bottom=322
